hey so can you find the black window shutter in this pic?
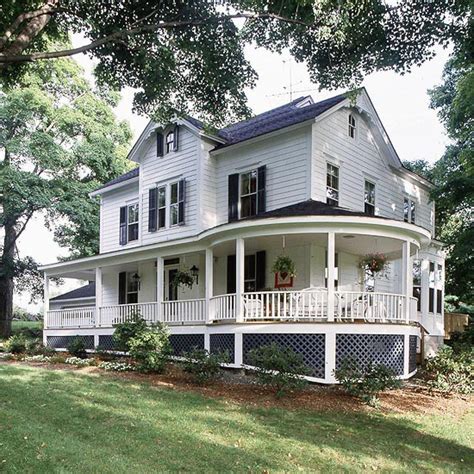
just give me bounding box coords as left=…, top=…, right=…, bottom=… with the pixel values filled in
left=173, top=125, right=179, bottom=151
left=118, top=272, right=127, bottom=304
left=178, top=179, right=186, bottom=225
left=227, top=255, right=236, bottom=294
left=119, top=206, right=127, bottom=245
left=228, top=174, right=239, bottom=222
left=156, top=132, right=164, bottom=157
left=256, top=251, right=266, bottom=291
left=257, top=165, right=266, bottom=215
left=148, top=188, right=157, bottom=232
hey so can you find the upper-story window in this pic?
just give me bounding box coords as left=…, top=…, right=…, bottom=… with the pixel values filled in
left=158, top=186, right=166, bottom=228
left=166, top=131, right=175, bottom=153
left=240, top=170, right=258, bottom=218
left=348, top=114, right=356, bottom=138
left=364, top=180, right=375, bottom=216
left=119, top=202, right=139, bottom=245
left=404, top=197, right=416, bottom=224
left=170, top=180, right=185, bottom=226
left=326, top=163, right=339, bottom=206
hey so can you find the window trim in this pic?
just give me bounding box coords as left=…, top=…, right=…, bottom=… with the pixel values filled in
left=348, top=113, right=356, bottom=139
left=165, top=131, right=175, bottom=153
left=169, top=180, right=184, bottom=226
left=404, top=197, right=416, bottom=224
left=157, top=185, right=167, bottom=229
left=239, top=169, right=258, bottom=219
left=126, top=271, right=139, bottom=304
left=126, top=202, right=139, bottom=242
left=364, top=180, right=376, bottom=216
left=326, top=162, right=339, bottom=206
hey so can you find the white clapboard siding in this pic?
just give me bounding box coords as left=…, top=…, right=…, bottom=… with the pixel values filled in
left=311, top=108, right=434, bottom=235
left=214, top=126, right=312, bottom=225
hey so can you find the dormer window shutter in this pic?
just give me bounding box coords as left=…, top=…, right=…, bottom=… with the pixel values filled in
left=156, top=131, right=164, bottom=157
left=148, top=188, right=158, bottom=232
left=228, top=173, right=239, bottom=222
left=257, top=165, right=266, bottom=215
left=173, top=125, right=179, bottom=151
left=178, top=178, right=186, bottom=225
left=119, top=206, right=127, bottom=245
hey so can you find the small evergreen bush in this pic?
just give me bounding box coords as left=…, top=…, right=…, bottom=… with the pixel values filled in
left=334, top=358, right=401, bottom=406
left=248, top=343, right=309, bottom=397
left=67, top=337, right=87, bottom=358
left=5, top=335, right=27, bottom=354
left=113, top=315, right=148, bottom=352
left=182, top=349, right=229, bottom=384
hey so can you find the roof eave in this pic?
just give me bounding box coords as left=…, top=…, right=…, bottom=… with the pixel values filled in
left=89, top=176, right=139, bottom=197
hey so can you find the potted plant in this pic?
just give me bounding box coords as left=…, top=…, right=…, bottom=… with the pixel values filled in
left=172, top=269, right=195, bottom=289
left=271, top=255, right=297, bottom=278
left=359, top=253, right=389, bottom=274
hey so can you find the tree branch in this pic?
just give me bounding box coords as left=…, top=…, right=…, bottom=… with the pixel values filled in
left=0, top=12, right=309, bottom=64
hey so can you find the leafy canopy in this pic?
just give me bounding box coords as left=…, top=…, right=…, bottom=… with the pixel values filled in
left=0, top=1, right=470, bottom=125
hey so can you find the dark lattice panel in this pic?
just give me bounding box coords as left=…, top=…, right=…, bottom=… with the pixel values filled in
left=409, top=336, right=418, bottom=373
left=336, top=334, right=404, bottom=376
left=98, top=335, right=118, bottom=351
left=169, top=334, right=205, bottom=356
left=46, top=335, right=94, bottom=350
left=242, top=333, right=325, bottom=378
left=209, top=334, right=235, bottom=363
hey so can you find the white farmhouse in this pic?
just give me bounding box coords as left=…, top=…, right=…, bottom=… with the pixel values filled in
left=40, top=89, right=445, bottom=382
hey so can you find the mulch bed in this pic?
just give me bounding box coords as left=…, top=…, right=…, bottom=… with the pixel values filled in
left=1, top=359, right=472, bottom=417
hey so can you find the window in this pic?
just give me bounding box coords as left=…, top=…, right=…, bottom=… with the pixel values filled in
left=324, top=252, right=339, bottom=289
left=244, top=254, right=256, bottom=292
left=240, top=170, right=258, bottom=218
left=158, top=186, right=166, bottom=229
left=126, top=272, right=139, bottom=304
left=413, top=260, right=422, bottom=311
left=125, top=203, right=139, bottom=242
left=326, top=163, right=339, bottom=206
left=437, top=264, right=443, bottom=314
left=348, top=114, right=356, bottom=138
left=166, top=131, right=174, bottom=153
left=364, top=180, right=375, bottom=215
left=404, top=198, right=416, bottom=223
left=429, top=261, right=435, bottom=313
left=169, top=180, right=185, bottom=226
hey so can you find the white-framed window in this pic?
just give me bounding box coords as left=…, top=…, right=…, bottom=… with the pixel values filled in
left=126, top=272, right=139, bottom=304
left=326, top=163, right=339, bottom=206
left=429, top=261, right=435, bottom=313
left=166, top=131, right=174, bottom=153
left=348, top=114, right=356, bottom=138
left=413, top=259, right=421, bottom=311
left=240, top=169, right=258, bottom=218
left=157, top=185, right=166, bottom=229
left=404, top=197, right=416, bottom=224
left=436, top=263, right=443, bottom=314
left=169, top=180, right=185, bottom=226
left=364, top=180, right=375, bottom=216
left=127, top=203, right=139, bottom=242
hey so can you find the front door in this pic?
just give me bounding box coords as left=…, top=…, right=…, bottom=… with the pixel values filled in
left=167, top=268, right=178, bottom=301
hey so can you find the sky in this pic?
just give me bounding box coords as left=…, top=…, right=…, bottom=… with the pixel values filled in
left=15, top=42, right=452, bottom=309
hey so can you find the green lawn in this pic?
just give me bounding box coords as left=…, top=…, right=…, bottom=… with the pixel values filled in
left=11, top=320, right=42, bottom=332
left=0, top=365, right=472, bottom=473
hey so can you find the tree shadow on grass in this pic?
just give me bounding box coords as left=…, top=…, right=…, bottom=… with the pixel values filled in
left=1, top=365, right=472, bottom=473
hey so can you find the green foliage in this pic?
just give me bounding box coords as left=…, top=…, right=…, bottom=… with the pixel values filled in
left=248, top=343, right=309, bottom=397
left=425, top=345, right=473, bottom=395
left=359, top=253, right=389, bottom=274
left=171, top=269, right=195, bottom=289
left=67, top=337, right=87, bottom=358
left=5, top=334, right=27, bottom=354
left=113, top=316, right=148, bottom=352
left=271, top=255, right=296, bottom=277
left=128, top=323, right=171, bottom=373
left=65, top=356, right=95, bottom=367
left=182, top=349, right=229, bottom=384
left=334, top=358, right=402, bottom=407
left=94, top=345, right=117, bottom=362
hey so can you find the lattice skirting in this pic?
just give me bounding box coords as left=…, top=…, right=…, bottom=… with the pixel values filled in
left=209, top=334, right=235, bottom=363
left=46, top=335, right=94, bottom=350
left=242, top=333, right=326, bottom=378
left=168, top=334, right=205, bottom=356
left=336, top=334, right=404, bottom=376
left=409, top=335, right=418, bottom=373
left=98, top=335, right=119, bottom=351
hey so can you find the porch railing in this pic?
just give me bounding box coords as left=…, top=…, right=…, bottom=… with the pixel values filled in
left=98, top=302, right=158, bottom=327
left=46, top=307, right=96, bottom=328
left=209, top=294, right=236, bottom=321
left=162, top=298, right=206, bottom=324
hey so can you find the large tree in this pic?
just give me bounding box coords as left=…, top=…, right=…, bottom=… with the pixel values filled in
left=0, top=52, right=132, bottom=337
left=0, top=1, right=470, bottom=125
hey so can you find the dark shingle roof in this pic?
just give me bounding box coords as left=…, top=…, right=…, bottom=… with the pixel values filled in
left=94, top=167, right=139, bottom=193
left=50, top=283, right=96, bottom=301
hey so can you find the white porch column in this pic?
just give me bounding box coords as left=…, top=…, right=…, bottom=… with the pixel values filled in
left=235, top=238, right=245, bottom=323
left=95, top=267, right=102, bottom=327
left=43, top=274, right=50, bottom=334
left=401, top=241, right=411, bottom=323
left=156, top=256, right=164, bottom=322
left=326, top=232, right=336, bottom=322
left=205, top=248, right=214, bottom=323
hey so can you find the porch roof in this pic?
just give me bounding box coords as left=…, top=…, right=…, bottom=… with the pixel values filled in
left=50, top=282, right=95, bottom=301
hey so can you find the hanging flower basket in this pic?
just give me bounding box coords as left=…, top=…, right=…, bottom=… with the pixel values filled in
left=172, top=269, right=195, bottom=289
left=359, top=253, right=388, bottom=274
left=271, top=255, right=296, bottom=278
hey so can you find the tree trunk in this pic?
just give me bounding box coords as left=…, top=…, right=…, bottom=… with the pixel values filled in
left=0, top=222, right=16, bottom=338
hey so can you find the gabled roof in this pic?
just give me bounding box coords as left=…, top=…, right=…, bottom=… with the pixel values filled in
left=50, top=282, right=95, bottom=301
left=91, top=167, right=139, bottom=195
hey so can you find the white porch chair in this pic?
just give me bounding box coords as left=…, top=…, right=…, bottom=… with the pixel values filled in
left=291, top=287, right=326, bottom=320
left=243, top=298, right=263, bottom=320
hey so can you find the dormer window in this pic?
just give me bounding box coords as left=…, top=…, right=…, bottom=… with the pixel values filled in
left=166, top=131, right=175, bottom=153
left=348, top=114, right=356, bottom=138
left=364, top=180, right=375, bottom=216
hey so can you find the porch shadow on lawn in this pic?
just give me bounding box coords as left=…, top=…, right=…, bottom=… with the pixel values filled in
left=0, top=365, right=472, bottom=472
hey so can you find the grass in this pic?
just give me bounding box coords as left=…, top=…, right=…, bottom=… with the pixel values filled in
left=0, top=364, right=472, bottom=473
left=11, top=320, right=42, bottom=332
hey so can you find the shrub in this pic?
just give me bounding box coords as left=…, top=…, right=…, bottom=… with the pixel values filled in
left=425, top=345, right=473, bottom=395
left=65, top=356, right=95, bottom=367
left=94, top=345, right=117, bottom=361
left=248, top=343, right=309, bottom=397
left=99, top=361, right=135, bottom=372
left=113, top=316, right=148, bottom=352
left=182, top=349, right=229, bottom=384
left=128, top=323, right=171, bottom=373
left=334, top=358, right=401, bottom=406
left=67, top=337, right=87, bottom=358
left=5, top=335, right=27, bottom=354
